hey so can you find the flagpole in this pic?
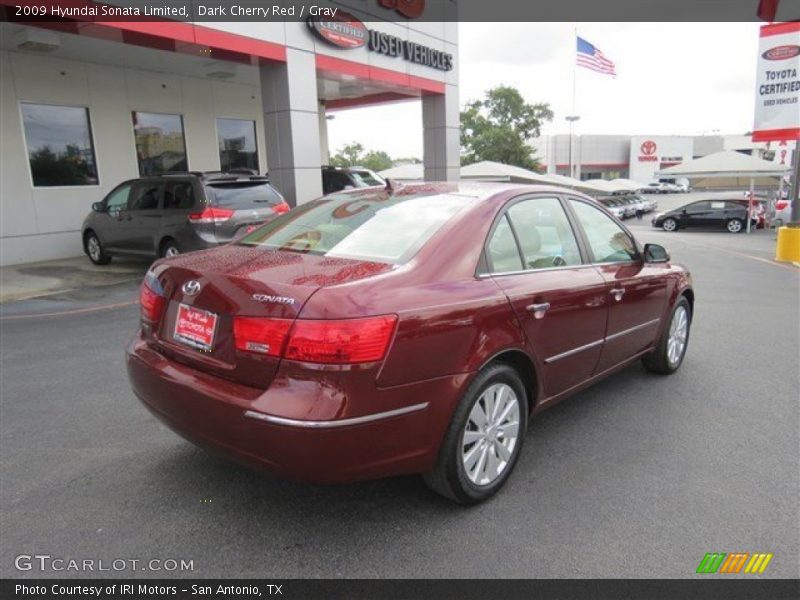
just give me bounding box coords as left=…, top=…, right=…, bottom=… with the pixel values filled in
left=567, top=27, right=579, bottom=179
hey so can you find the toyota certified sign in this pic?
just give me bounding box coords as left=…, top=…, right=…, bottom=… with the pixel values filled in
left=753, top=22, right=800, bottom=142
left=307, top=13, right=368, bottom=49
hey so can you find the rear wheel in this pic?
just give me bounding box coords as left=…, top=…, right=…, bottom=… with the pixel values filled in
left=662, top=218, right=677, bottom=232
left=726, top=218, right=743, bottom=233
left=643, top=297, right=691, bottom=374
left=160, top=238, right=180, bottom=258
left=84, top=231, right=111, bottom=265
left=423, top=363, right=528, bottom=504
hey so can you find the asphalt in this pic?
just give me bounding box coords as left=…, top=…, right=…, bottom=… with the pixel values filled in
left=1, top=195, right=798, bottom=579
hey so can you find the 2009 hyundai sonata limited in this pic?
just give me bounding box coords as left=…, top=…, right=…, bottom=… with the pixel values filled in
left=126, top=182, right=694, bottom=504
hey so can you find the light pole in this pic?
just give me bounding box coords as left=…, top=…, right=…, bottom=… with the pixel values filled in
left=566, top=115, right=580, bottom=178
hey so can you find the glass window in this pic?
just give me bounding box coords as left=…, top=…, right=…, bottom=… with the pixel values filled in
left=686, top=201, right=710, bottom=212
left=206, top=182, right=283, bottom=209
left=487, top=215, right=523, bottom=273
left=132, top=112, right=187, bottom=176
left=507, top=197, right=582, bottom=269
left=21, top=103, right=98, bottom=187
left=569, top=200, right=638, bottom=263
left=164, top=181, right=195, bottom=210
left=239, top=191, right=475, bottom=264
left=349, top=169, right=385, bottom=188
left=323, top=170, right=353, bottom=194
left=105, top=184, right=132, bottom=214
left=217, top=118, right=258, bottom=172
left=129, top=182, right=161, bottom=211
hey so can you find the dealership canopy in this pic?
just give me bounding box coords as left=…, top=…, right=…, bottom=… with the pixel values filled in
left=459, top=161, right=556, bottom=184
left=656, top=150, right=790, bottom=182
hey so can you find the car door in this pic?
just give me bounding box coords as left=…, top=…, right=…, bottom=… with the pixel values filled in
left=126, top=180, right=163, bottom=254
left=162, top=179, right=198, bottom=246
left=485, top=195, right=609, bottom=400
left=681, top=201, right=713, bottom=228
left=567, top=198, right=668, bottom=374
left=98, top=182, right=134, bottom=252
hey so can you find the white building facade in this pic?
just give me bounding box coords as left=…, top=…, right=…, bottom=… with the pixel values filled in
left=0, top=8, right=459, bottom=265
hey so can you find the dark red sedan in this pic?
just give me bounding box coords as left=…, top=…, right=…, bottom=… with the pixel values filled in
left=127, top=182, right=693, bottom=504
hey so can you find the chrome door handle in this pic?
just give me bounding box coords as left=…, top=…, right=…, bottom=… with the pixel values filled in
left=526, top=302, right=551, bottom=319
left=610, top=288, right=625, bottom=301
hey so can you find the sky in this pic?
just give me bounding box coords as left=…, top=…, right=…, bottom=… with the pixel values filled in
left=327, top=22, right=762, bottom=160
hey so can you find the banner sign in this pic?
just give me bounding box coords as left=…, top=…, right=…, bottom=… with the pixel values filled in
left=752, top=22, right=800, bottom=142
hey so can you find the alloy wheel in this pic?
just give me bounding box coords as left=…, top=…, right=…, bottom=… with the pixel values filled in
left=667, top=305, right=689, bottom=367
left=663, top=219, right=676, bottom=232
left=727, top=219, right=742, bottom=233
left=164, top=245, right=180, bottom=258
left=461, top=383, right=520, bottom=486
left=87, top=236, right=101, bottom=262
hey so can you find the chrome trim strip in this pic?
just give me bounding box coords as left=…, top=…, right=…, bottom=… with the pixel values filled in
left=605, top=318, right=660, bottom=342
left=243, top=402, right=430, bottom=429
left=544, top=339, right=605, bottom=364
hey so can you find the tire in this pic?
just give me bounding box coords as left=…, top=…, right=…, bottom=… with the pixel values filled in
left=643, top=297, right=691, bottom=375
left=726, top=218, right=743, bottom=233
left=662, top=218, right=677, bottom=232
left=84, top=231, right=111, bottom=265
left=423, top=362, right=528, bottom=505
left=160, top=238, right=180, bottom=258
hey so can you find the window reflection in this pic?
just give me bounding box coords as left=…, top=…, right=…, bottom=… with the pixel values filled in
left=132, top=112, right=187, bottom=176
left=21, top=103, right=98, bottom=187
left=217, top=118, right=258, bottom=172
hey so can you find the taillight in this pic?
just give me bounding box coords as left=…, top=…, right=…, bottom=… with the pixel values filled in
left=272, top=201, right=290, bottom=215
left=775, top=201, right=788, bottom=210
left=233, top=315, right=398, bottom=364
left=140, top=271, right=165, bottom=323
left=233, top=317, right=292, bottom=357
left=188, top=207, right=234, bottom=223
left=285, top=315, right=397, bottom=364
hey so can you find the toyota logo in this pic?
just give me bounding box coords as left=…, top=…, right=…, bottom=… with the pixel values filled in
left=641, top=140, right=657, bottom=156
left=182, top=280, right=201, bottom=296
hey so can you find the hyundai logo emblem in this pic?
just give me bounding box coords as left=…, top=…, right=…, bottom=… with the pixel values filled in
left=182, top=280, right=201, bottom=296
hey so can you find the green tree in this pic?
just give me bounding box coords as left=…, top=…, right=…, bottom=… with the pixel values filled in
left=460, top=86, right=553, bottom=171
left=361, top=150, right=393, bottom=172
left=329, top=142, right=365, bottom=167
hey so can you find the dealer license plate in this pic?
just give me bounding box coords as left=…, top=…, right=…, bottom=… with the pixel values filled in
left=173, top=303, right=218, bottom=351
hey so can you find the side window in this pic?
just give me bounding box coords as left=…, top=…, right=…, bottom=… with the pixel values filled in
left=686, top=201, right=710, bottom=213
left=164, top=182, right=195, bottom=210
left=507, top=197, right=582, bottom=269
left=129, top=182, right=161, bottom=211
left=569, top=200, right=638, bottom=263
left=105, top=184, right=131, bottom=214
left=486, top=214, right=523, bottom=273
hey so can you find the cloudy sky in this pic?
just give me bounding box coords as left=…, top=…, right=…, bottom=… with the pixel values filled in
left=328, top=22, right=762, bottom=160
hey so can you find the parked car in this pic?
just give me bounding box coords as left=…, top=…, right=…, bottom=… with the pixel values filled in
left=642, top=182, right=667, bottom=194
left=127, top=182, right=694, bottom=504
left=322, top=166, right=386, bottom=194
left=82, top=172, right=290, bottom=264
left=651, top=199, right=754, bottom=233
left=597, top=197, right=627, bottom=220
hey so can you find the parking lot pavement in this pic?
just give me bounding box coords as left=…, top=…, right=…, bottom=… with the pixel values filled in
left=1, top=223, right=798, bottom=579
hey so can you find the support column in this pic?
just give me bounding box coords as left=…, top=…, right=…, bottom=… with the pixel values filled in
left=260, top=49, right=322, bottom=206
left=318, top=102, right=330, bottom=165
left=422, top=84, right=460, bottom=181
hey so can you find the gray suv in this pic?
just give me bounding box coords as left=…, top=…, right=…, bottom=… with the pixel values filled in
left=82, top=172, right=289, bottom=264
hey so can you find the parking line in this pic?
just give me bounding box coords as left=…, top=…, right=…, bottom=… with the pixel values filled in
left=0, top=300, right=138, bottom=321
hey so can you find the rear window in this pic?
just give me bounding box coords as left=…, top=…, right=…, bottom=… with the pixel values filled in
left=238, top=191, right=474, bottom=264
left=205, top=182, right=282, bottom=208
left=349, top=170, right=385, bottom=188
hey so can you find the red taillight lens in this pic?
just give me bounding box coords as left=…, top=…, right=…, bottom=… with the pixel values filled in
left=188, top=207, right=234, bottom=223
left=285, top=315, right=397, bottom=364
left=272, top=201, right=290, bottom=215
left=140, top=273, right=165, bottom=322
left=233, top=317, right=293, bottom=357
left=775, top=201, right=788, bottom=210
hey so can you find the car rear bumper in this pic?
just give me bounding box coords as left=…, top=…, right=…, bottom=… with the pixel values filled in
left=126, top=333, right=462, bottom=483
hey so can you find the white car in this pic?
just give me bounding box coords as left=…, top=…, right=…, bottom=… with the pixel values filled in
left=642, top=182, right=666, bottom=194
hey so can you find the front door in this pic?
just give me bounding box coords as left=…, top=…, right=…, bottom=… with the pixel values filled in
left=567, top=198, right=667, bottom=373
left=486, top=195, right=609, bottom=400
left=127, top=181, right=163, bottom=254
left=97, top=182, right=134, bottom=252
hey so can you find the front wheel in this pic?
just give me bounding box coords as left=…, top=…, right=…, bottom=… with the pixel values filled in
left=726, top=218, right=743, bottom=233
left=662, top=218, right=677, bottom=232
left=643, top=297, right=691, bottom=374
left=423, top=363, right=528, bottom=504
left=85, top=231, right=111, bottom=265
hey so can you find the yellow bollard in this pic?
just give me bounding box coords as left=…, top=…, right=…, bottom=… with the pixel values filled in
left=775, top=226, right=800, bottom=263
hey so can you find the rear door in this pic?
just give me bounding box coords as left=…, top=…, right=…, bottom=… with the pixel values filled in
left=486, top=195, right=609, bottom=399
left=567, top=198, right=667, bottom=373
left=162, top=179, right=199, bottom=245
left=203, top=179, right=287, bottom=243
left=126, top=180, right=163, bottom=254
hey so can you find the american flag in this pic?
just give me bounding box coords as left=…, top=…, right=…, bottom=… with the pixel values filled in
left=576, top=36, right=616, bottom=77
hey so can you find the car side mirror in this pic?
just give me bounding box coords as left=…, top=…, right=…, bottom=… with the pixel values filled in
left=92, top=202, right=106, bottom=212
left=644, top=243, right=670, bottom=263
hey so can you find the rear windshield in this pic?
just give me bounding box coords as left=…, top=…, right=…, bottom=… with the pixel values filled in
left=238, top=191, right=474, bottom=264
left=205, top=182, right=282, bottom=208
left=349, top=170, right=385, bottom=188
